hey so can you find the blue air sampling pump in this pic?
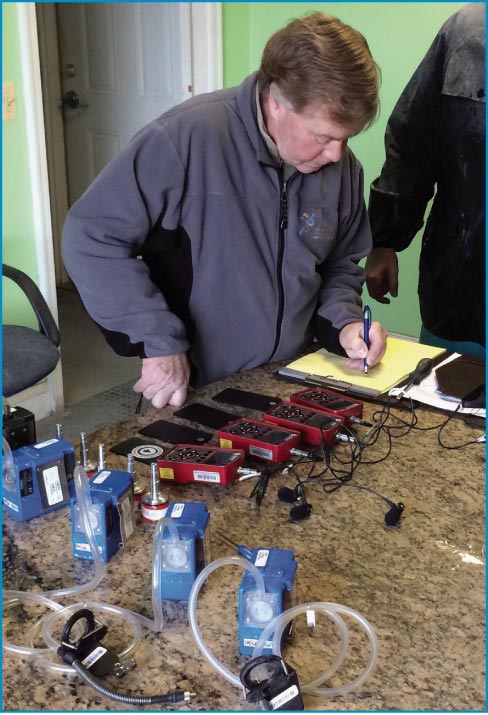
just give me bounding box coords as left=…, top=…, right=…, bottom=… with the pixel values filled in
left=70, top=467, right=135, bottom=563
left=159, top=502, right=210, bottom=601
left=237, top=546, right=297, bottom=655
left=2, top=434, right=76, bottom=521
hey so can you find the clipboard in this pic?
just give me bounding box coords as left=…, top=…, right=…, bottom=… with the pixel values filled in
left=278, top=337, right=446, bottom=398
left=278, top=366, right=381, bottom=397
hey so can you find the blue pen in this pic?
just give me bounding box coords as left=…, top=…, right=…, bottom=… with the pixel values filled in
left=363, top=304, right=371, bottom=374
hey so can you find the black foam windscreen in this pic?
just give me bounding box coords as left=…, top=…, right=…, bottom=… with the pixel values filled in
left=384, top=502, right=405, bottom=527
left=278, top=486, right=297, bottom=503
left=290, top=502, right=313, bottom=521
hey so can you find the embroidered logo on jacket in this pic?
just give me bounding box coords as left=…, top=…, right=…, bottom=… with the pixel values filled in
left=298, top=211, right=322, bottom=240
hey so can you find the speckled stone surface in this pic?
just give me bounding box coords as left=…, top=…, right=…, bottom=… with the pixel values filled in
left=3, top=361, right=486, bottom=711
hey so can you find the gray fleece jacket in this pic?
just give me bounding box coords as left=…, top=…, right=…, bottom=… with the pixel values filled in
left=62, top=72, right=371, bottom=386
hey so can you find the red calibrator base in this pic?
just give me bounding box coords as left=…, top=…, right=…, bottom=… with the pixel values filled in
left=157, top=445, right=246, bottom=485
left=218, top=418, right=301, bottom=462
left=263, top=402, right=343, bottom=446
left=289, top=387, right=363, bottom=423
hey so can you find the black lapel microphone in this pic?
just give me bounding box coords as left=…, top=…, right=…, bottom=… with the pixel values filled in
left=342, top=483, right=405, bottom=527
left=384, top=501, right=405, bottom=527
left=278, top=483, right=312, bottom=521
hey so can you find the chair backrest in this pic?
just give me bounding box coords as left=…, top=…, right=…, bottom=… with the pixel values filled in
left=3, top=264, right=60, bottom=345
left=2, top=264, right=61, bottom=397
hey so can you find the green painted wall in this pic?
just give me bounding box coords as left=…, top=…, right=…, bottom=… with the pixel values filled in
left=223, top=2, right=467, bottom=338
left=2, top=2, right=38, bottom=329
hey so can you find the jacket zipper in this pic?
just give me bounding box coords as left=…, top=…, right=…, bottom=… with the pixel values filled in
left=268, top=169, right=287, bottom=360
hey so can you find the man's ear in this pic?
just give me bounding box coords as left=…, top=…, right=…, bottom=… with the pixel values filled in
left=267, top=84, right=283, bottom=119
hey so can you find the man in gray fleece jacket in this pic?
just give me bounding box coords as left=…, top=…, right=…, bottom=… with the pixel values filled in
left=62, top=13, right=387, bottom=409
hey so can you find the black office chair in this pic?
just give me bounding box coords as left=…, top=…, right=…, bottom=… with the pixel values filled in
left=2, top=264, right=60, bottom=397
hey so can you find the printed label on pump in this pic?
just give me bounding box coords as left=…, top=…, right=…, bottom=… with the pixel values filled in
left=3, top=498, right=19, bottom=512
left=270, top=685, right=299, bottom=709
left=249, top=446, right=273, bottom=460
left=34, top=439, right=58, bottom=449
left=42, top=466, right=63, bottom=505
left=171, top=503, right=185, bottom=518
left=243, top=638, right=274, bottom=649
left=219, top=438, right=233, bottom=449
left=76, top=543, right=92, bottom=552
left=254, top=549, right=269, bottom=567
left=93, top=471, right=111, bottom=484
left=82, top=646, right=107, bottom=668
left=193, top=470, right=221, bottom=483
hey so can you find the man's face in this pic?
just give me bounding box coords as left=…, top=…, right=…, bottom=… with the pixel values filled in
left=265, top=91, right=360, bottom=173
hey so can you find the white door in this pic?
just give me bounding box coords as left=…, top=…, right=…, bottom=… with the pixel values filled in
left=57, top=2, right=193, bottom=205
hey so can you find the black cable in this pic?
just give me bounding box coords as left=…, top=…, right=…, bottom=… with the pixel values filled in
left=70, top=660, right=191, bottom=705
left=58, top=608, right=193, bottom=706
left=437, top=404, right=484, bottom=449
left=135, top=394, right=143, bottom=414
left=249, top=462, right=282, bottom=506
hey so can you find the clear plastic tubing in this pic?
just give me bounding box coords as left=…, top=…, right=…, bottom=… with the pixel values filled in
left=252, top=602, right=379, bottom=697
left=44, top=464, right=106, bottom=599
left=2, top=590, right=64, bottom=656
left=188, top=556, right=267, bottom=689
left=2, top=436, right=16, bottom=493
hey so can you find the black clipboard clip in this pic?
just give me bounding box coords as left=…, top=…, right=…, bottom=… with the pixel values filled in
left=305, top=374, right=352, bottom=392
left=277, top=367, right=379, bottom=398
left=278, top=367, right=352, bottom=391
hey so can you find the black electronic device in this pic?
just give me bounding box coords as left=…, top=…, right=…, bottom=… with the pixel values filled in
left=213, top=388, right=282, bottom=412
left=240, top=655, right=304, bottom=710
left=110, top=438, right=165, bottom=464
left=174, top=403, right=238, bottom=429
left=2, top=405, right=36, bottom=450
left=139, top=420, right=212, bottom=445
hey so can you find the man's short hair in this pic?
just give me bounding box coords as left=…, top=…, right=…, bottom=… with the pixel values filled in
left=258, top=13, right=380, bottom=130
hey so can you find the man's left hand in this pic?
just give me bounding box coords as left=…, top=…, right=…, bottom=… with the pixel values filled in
left=339, top=321, right=387, bottom=370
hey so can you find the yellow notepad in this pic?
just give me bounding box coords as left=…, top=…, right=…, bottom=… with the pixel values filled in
left=279, top=337, right=445, bottom=397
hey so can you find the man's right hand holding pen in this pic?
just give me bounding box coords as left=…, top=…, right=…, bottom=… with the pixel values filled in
left=339, top=313, right=388, bottom=372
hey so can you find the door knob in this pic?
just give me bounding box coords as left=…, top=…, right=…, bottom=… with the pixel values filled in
left=61, top=90, right=89, bottom=109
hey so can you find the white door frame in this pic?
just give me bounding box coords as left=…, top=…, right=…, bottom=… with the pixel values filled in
left=18, top=1, right=223, bottom=417
left=16, top=2, right=64, bottom=417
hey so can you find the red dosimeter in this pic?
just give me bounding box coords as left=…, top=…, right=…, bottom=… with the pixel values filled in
left=218, top=418, right=302, bottom=462
left=157, top=445, right=246, bottom=485
left=263, top=402, right=343, bottom=446
left=289, top=387, right=363, bottom=423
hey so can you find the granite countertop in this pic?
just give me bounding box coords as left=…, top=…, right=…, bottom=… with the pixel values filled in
left=2, top=361, right=486, bottom=711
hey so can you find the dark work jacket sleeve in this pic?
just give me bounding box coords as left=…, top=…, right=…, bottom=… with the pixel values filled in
left=368, top=33, right=445, bottom=250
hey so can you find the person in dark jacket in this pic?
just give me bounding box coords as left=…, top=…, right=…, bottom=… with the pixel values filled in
left=63, top=13, right=388, bottom=409
left=366, top=3, right=485, bottom=357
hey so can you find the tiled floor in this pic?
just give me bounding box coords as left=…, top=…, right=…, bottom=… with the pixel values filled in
left=36, top=285, right=142, bottom=442
left=56, top=284, right=140, bottom=405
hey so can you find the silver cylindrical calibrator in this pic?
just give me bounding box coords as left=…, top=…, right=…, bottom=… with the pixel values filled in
left=141, top=463, right=169, bottom=523
left=127, top=453, right=143, bottom=511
